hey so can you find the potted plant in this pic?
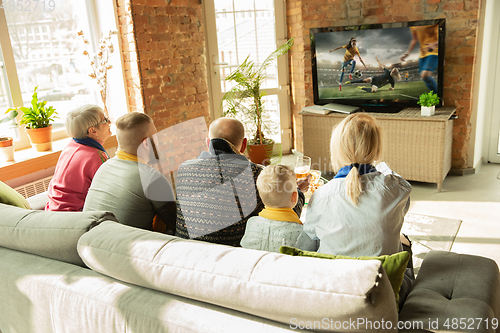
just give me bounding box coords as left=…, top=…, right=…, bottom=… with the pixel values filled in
left=221, top=38, right=294, bottom=165
left=0, top=109, right=18, bottom=162
left=418, top=91, right=440, bottom=116
left=7, top=86, right=58, bottom=151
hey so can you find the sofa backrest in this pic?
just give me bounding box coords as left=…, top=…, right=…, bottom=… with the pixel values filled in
left=0, top=203, right=117, bottom=266
left=78, top=221, right=398, bottom=332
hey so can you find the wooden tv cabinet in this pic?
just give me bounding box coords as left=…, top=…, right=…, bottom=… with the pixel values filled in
left=300, top=107, right=456, bottom=192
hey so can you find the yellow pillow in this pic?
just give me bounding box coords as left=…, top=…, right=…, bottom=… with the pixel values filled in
left=0, top=181, right=30, bottom=209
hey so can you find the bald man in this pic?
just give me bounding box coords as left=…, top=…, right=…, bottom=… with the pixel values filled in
left=84, top=112, right=176, bottom=233
left=175, top=117, right=306, bottom=247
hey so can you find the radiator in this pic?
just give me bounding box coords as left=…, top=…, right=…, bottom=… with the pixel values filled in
left=14, top=176, right=52, bottom=199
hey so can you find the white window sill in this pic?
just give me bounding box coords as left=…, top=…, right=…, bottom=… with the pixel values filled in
left=0, top=135, right=117, bottom=182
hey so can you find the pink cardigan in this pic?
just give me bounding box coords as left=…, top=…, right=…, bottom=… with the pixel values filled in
left=46, top=140, right=108, bottom=211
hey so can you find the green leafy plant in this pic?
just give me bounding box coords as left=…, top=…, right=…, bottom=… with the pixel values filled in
left=221, top=38, right=294, bottom=145
left=8, top=86, right=58, bottom=129
left=417, top=91, right=440, bottom=107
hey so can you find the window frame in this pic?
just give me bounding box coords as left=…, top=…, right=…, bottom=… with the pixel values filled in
left=0, top=0, right=127, bottom=151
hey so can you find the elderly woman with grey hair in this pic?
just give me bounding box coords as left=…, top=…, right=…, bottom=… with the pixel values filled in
left=45, top=104, right=112, bottom=211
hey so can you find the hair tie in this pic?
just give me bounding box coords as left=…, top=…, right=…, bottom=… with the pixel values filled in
left=350, top=163, right=360, bottom=169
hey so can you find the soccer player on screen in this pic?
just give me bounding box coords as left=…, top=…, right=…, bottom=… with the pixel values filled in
left=330, top=37, right=367, bottom=91
left=400, top=25, right=439, bottom=93
left=345, top=57, right=401, bottom=93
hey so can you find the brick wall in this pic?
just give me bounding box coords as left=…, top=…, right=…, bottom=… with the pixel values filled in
left=117, top=0, right=479, bottom=169
left=286, top=0, right=481, bottom=169
left=154, top=116, right=208, bottom=175
left=116, top=0, right=210, bottom=132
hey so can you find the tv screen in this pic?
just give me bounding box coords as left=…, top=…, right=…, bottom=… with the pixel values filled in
left=310, top=19, right=445, bottom=112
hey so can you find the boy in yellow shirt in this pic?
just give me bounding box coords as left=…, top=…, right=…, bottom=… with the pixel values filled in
left=241, top=165, right=316, bottom=252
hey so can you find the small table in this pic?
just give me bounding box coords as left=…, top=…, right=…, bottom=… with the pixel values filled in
left=300, top=107, right=456, bottom=192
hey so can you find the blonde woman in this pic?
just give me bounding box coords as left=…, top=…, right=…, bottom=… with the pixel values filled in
left=303, top=113, right=411, bottom=257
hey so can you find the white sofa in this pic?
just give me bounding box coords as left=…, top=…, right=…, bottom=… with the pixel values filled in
left=0, top=203, right=499, bottom=333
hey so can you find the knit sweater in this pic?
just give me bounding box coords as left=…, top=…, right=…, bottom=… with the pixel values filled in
left=175, top=139, right=304, bottom=247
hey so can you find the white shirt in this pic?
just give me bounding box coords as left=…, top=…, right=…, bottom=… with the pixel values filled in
left=303, top=171, right=411, bottom=257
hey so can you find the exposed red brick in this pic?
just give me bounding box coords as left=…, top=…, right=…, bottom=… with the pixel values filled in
left=443, top=2, right=465, bottom=11
left=117, top=0, right=480, bottom=170
left=363, top=7, right=385, bottom=16
left=286, top=0, right=480, bottom=168
left=117, top=0, right=209, bottom=143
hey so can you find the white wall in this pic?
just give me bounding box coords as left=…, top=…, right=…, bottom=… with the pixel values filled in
left=472, top=0, right=500, bottom=167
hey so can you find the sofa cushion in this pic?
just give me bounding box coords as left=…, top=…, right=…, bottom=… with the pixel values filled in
left=78, top=221, right=399, bottom=332
left=280, top=246, right=409, bottom=304
left=0, top=180, right=30, bottom=209
left=0, top=203, right=117, bottom=266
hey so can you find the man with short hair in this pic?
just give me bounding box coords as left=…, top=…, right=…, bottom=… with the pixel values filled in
left=175, top=117, right=308, bottom=247
left=83, top=112, right=176, bottom=233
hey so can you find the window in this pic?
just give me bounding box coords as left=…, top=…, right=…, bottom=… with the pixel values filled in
left=0, top=1, right=127, bottom=150
left=206, top=0, right=292, bottom=151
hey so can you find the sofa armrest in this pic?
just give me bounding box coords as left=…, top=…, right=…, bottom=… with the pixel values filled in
left=0, top=203, right=117, bottom=266
left=26, top=191, right=49, bottom=210
left=399, top=251, right=500, bottom=333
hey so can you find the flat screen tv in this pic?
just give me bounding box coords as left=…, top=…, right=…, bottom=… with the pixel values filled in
left=310, top=19, right=446, bottom=112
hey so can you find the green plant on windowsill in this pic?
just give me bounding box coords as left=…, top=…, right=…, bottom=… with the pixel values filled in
left=7, top=86, right=58, bottom=151
left=7, top=86, right=58, bottom=130
left=417, top=91, right=440, bottom=107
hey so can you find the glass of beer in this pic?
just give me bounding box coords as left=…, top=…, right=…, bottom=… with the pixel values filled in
left=295, top=156, right=311, bottom=179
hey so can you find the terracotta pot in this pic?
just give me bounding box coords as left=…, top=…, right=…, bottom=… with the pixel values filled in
left=0, top=137, right=14, bottom=162
left=246, top=142, right=274, bottom=166
left=0, top=137, right=13, bottom=147
left=26, top=125, right=53, bottom=151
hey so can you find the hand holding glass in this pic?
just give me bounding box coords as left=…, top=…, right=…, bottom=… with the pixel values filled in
left=295, top=156, right=311, bottom=179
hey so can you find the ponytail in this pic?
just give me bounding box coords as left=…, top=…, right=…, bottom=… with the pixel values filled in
left=345, top=164, right=362, bottom=205
left=330, top=114, right=383, bottom=206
